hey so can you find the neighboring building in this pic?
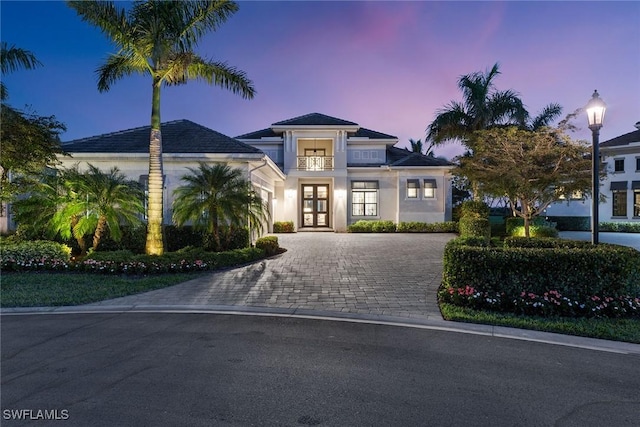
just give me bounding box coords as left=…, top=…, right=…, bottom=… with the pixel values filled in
left=547, top=122, right=640, bottom=223
left=1, top=114, right=453, bottom=234
left=236, top=113, right=453, bottom=231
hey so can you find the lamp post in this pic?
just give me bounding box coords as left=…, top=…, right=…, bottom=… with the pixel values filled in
left=585, top=90, right=606, bottom=245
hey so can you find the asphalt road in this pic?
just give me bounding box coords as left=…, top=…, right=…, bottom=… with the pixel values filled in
left=2, top=313, right=639, bottom=426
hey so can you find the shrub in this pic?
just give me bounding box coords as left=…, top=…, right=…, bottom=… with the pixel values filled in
left=255, top=236, right=280, bottom=256
left=459, top=217, right=490, bottom=242
left=503, top=237, right=603, bottom=249
left=95, top=226, right=146, bottom=253
left=505, top=217, right=557, bottom=235
left=546, top=216, right=591, bottom=231
left=165, top=225, right=205, bottom=252
left=219, top=226, right=250, bottom=250
left=1, top=240, right=72, bottom=271
left=273, top=221, right=295, bottom=233
left=347, top=220, right=375, bottom=233
left=371, top=220, right=396, bottom=233
left=441, top=238, right=640, bottom=317
left=510, top=225, right=559, bottom=238
left=600, top=222, right=640, bottom=233
left=460, top=201, right=490, bottom=219
left=396, top=221, right=458, bottom=233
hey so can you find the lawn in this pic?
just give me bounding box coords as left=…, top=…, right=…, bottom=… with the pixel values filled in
left=440, top=303, right=640, bottom=344
left=0, top=272, right=205, bottom=307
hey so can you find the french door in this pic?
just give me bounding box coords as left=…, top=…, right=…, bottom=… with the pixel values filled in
left=301, top=184, right=329, bottom=227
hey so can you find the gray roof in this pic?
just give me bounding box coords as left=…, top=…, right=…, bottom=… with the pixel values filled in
left=272, top=113, right=358, bottom=127
left=63, top=119, right=262, bottom=154
left=237, top=113, right=397, bottom=140
left=600, top=129, right=640, bottom=148
left=385, top=146, right=453, bottom=167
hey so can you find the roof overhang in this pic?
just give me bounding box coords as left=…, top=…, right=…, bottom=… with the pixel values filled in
left=271, top=125, right=360, bottom=133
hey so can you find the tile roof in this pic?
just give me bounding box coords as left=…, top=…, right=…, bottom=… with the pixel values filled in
left=62, top=119, right=262, bottom=154
left=385, top=146, right=453, bottom=167
left=272, top=112, right=358, bottom=126
left=349, top=127, right=397, bottom=139
left=235, top=128, right=278, bottom=139
left=600, top=129, right=640, bottom=148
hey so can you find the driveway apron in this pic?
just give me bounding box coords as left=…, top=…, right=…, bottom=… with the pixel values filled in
left=87, top=233, right=456, bottom=320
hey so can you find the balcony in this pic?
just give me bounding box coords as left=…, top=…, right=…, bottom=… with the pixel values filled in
left=297, top=156, right=334, bottom=171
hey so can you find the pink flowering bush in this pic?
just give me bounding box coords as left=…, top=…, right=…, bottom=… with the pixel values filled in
left=439, top=285, right=640, bottom=318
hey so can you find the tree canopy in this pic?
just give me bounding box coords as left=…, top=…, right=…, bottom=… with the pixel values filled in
left=455, top=126, right=595, bottom=237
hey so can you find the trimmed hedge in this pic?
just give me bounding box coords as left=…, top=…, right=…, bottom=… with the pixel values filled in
left=460, top=200, right=490, bottom=219
left=510, top=225, right=559, bottom=238
left=441, top=237, right=640, bottom=317
left=255, top=236, right=280, bottom=256
left=1, top=241, right=72, bottom=269
left=459, top=217, right=490, bottom=242
left=347, top=220, right=395, bottom=233
left=546, top=216, right=590, bottom=231
left=396, top=221, right=459, bottom=233
left=273, top=221, right=295, bottom=233
left=505, top=217, right=556, bottom=235
left=503, top=237, right=606, bottom=249
left=600, top=222, right=640, bottom=233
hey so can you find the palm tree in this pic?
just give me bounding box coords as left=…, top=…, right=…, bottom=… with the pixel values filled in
left=67, top=1, right=256, bottom=255
left=409, top=138, right=424, bottom=154
left=426, top=63, right=525, bottom=150
left=172, top=163, right=268, bottom=251
left=1, top=42, right=42, bottom=100
left=520, top=103, right=564, bottom=131
left=12, top=165, right=144, bottom=254
left=65, top=164, right=144, bottom=252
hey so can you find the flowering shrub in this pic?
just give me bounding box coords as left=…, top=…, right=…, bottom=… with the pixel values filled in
left=1, top=241, right=71, bottom=272
left=1, top=243, right=264, bottom=275
left=439, top=285, right=640, bottom=318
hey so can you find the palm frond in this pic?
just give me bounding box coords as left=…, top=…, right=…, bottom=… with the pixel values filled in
left=97, top=53, right=148, bottom=92
left=1, top=42, right=42, bottom=74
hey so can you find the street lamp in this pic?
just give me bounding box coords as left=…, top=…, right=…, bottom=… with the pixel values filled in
left=586, top=90, right=606, bottom=245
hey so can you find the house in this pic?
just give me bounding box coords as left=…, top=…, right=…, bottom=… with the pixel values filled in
left=1, top=114, right=454, bottom=234
left=236, top=113, right=453, bottom=231
left=546, top=122, right=640, bottom=223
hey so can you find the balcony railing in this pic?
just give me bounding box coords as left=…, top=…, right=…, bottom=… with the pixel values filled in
left=297, top=156, right=334, bottom=171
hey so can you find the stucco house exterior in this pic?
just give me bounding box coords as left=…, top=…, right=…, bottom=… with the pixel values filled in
left=546, top=122, right=640, bottom=223
left=236, top=113, right=453, bottom=232
left=1, top=114, right=453, bottom=234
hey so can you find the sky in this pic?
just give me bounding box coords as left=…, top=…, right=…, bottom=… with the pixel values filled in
left=2, top=1, right=639, bottom=160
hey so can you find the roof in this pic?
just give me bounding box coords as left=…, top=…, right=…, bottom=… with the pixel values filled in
left=235, top=128, right=278, bottom=139
left=272, top=112, right=358, bottom=127
left=385, top=146, right=453, bottom=167
left=63, top=119, right=262, bottom=154
left=600, top=129, right=640, bottom=148
left=349, top=127, right=397, bottom=139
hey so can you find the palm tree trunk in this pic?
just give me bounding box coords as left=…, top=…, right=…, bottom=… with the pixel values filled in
left=92, top=215, right=107, bottom=251
left=146, top=80, right=164, bottom=255
left=71, top=215, right=87, bottom=255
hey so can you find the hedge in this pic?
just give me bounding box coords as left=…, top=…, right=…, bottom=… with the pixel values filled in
left=458, top=217, right=490, bottom=242
left=255, top=236, right=280, bottom=256
left=505, top=217, right=556, bottom=235
left=460, top=201, right=490, bottom=219
left=347, top=220, right=395, bottom=233
left=273, top=221, right=295, bottom=233
left=546, top=216, right=590, bottom=231
left=509, top=225, right=559, bottom=238
left=441, top=237, right=640, bottom=317
left=1, top=240, right=72, bottom=270
left=600, top=222, right=640, bottom=233
left=396, top=221, right=458, bottom=233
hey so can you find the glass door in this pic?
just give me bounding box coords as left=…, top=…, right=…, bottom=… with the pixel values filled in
left=302, top=184, right=330, bottom=227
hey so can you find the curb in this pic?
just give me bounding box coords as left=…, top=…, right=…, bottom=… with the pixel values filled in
left=2, top=304, right=639, bottom=355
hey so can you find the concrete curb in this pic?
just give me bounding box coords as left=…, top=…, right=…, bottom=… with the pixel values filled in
left=2, top=304, right=639, bottom=356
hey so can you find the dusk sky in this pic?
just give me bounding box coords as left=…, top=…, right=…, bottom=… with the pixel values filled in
left=2, top=1, right=639, bottom=159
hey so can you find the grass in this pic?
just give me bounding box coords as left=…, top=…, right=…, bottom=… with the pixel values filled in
left=0, top=272, right=205, bottom=307
left=440, top=302, right=640, bottom=344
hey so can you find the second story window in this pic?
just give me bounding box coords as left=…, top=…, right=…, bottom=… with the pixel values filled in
left=614, top=158, right=624, bottom=172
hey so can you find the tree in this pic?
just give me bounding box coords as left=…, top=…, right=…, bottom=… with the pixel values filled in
left=0, top=104, right=67, bottom=203
left=426, top=63, right=525, bottom=150
left=455, top=126, right=594, bottom=237
left=409, top=138, right=424, bottom=154
left=67, top=0, right=256, bottom=255
left=11, top=165, right=144, bottom=254
left=1, top=42, right=42, bottom=100
left=172, top=163, right=268, bottom=251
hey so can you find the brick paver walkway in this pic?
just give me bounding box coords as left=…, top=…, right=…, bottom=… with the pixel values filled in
left=88, top=233, right=456, bottom=320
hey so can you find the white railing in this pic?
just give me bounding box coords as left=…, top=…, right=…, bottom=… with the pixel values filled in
left=297, top=156, right=334, bottom=171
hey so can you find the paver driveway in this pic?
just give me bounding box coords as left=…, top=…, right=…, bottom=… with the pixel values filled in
left=88, top=233, right=456, bottom=320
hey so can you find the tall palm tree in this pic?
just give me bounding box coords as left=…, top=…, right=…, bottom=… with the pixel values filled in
left=0, top=42, right=42, bottom=100
left=172, top=163, right=268, bottom=251
left=67, top=1, right=256, bottom=255
left=426, top=63, right=525, bottom=150
left=520, top=103, right=564, bottom=131
left=409, top=138, right=424, bottom=154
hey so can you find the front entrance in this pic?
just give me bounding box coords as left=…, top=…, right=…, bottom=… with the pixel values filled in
left=301, top=184, right=330, bottom=227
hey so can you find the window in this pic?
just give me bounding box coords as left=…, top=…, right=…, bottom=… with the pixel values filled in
left=634, top=191, right=640, bottom=217
left=407, top=179, right=419, bottom=198
left=614, top=158, right=624, bottom=172
left=351, top=181, right=378, bottom=216
left=612, top=191, right=627, bottom=217
left=423, top=179, right=437, bottom=198
left=636, top=157, right=640, bottom=172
